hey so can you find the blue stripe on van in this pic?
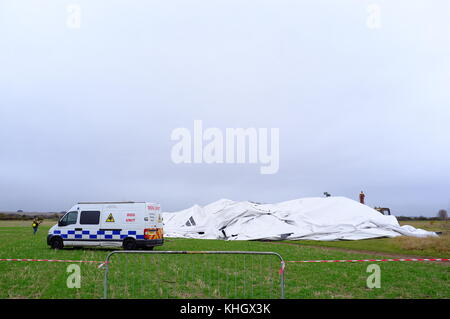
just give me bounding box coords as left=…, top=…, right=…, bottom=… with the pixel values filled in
left=55, top=229, right=155, bottom=241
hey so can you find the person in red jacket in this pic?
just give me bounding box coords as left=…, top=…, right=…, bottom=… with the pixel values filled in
left=359, top=191, right=365, bottom=204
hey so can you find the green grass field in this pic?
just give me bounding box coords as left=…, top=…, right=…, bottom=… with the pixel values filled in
left=0, top=221, right=448, bottom=299
left=285, top=221, right=450, bottom=258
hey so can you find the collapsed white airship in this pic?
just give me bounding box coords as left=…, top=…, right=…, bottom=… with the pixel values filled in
left=162, top=197, right=437, bottom=241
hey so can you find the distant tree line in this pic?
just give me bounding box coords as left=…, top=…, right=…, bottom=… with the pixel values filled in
left=0, top=212, right=64, bottom=221
left=397, top=209, right=448, bottom=221
left=396, top=216, right=440, bottom=221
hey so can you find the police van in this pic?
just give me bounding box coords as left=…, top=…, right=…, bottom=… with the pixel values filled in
left=47, top=201, right=164, bottom=250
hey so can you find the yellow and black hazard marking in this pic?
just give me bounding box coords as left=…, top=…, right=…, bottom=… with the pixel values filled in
left=105, top=213, right=115, bottom=222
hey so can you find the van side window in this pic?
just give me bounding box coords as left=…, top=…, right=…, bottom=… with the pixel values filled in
left=80, top=211, right=101, bottom=225
left=60, top=211, right=78, bottom=226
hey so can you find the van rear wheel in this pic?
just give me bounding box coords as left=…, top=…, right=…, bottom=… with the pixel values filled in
left=50, top=237, right=64, bottom=250
left=123, top=238, right=137, bottom=250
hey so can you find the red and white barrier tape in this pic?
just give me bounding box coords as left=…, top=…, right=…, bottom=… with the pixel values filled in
left=2, top=257, right=448, bottom=273
left=286, top=258, right=449, bottom=263
left=0, top=258, right=107, bottom=268
left=279, top=261, right=285, bottom=275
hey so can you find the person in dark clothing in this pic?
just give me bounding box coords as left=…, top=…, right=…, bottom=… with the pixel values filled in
left=359, top=191, right=365, bottom=204
left=32, top=217, right=42, bottom=235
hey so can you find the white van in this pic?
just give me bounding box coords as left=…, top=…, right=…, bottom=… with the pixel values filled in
left=47, top=201, right=164, bottom=250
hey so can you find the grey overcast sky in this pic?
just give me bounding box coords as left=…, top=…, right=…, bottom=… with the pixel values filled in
left=1, top=1, right=449, bottom=216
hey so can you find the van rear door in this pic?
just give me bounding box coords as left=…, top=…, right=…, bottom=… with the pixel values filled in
left=144, top=203, right=163, bottom=241
left=146, top=203, right=160, bottom=227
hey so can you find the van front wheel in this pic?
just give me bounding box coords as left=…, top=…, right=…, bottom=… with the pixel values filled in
left=123, top=238, right=137, bottom=250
